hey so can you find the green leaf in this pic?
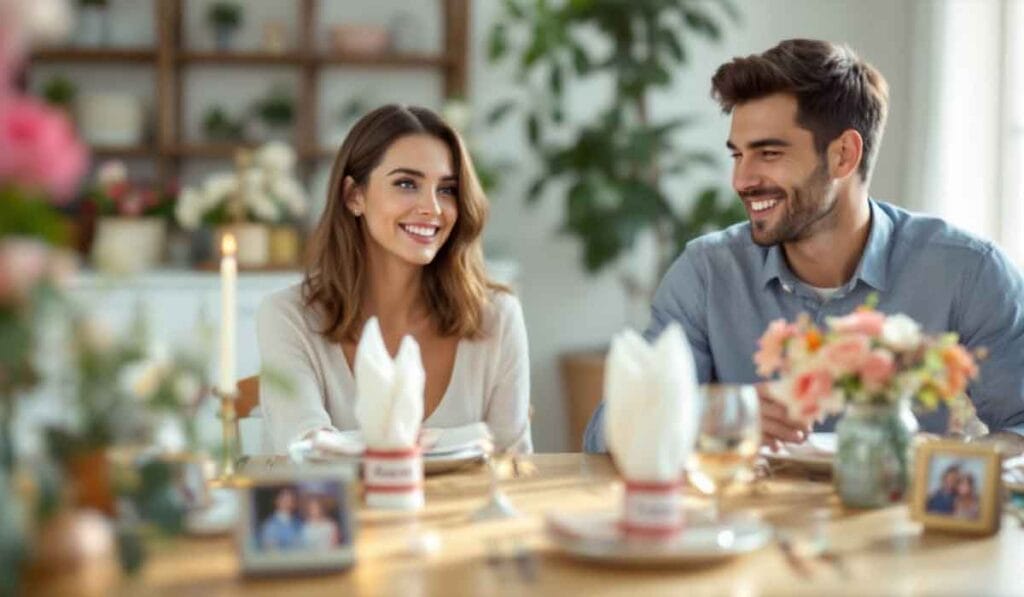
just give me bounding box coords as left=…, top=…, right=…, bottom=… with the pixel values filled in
left=570, top=44, right=591, bottom=75
left=683, top=8, right=722, bottom=40
left=488, top=23, right=509, bottom=61
left=527, top=113, right=541, bottom=146
left=549, top=63, right=564, bottom=96
left=486, top=100, right=517, bottom=125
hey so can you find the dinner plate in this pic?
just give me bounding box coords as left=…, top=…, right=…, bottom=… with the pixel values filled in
left=761, top=432, right=836, bottom=475
left=546, top=511, right=772, bottom=567
left=423, top=446, right=486, bottom=475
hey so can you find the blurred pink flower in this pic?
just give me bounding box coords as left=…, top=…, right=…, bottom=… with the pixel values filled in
left=0, top=238, right=48, bottom=305
left=792, top=368, right=833, bottom=420
left=860, top=349, right=896, bottom=392
left=819, top=333, right=871, bottom=376
left=826, top=310, right=885, bottom=338
left=0, top=94, right=88, bottom=200
left=754, top=318, right=799, bottom=377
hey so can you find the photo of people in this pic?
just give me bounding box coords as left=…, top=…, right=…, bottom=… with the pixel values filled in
left=924, top=455, right=986, bottom=520
left=250, top=482, right=349, bottom=551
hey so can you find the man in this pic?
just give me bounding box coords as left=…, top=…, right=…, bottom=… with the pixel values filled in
left=926, top=465, right=961, bottom=515
left=259, top=487, right=304, bottom=550
left=584, top=39, right=1024, bottom=454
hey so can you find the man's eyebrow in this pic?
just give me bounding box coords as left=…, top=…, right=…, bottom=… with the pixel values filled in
left=726, top=138, right=791, bottom=151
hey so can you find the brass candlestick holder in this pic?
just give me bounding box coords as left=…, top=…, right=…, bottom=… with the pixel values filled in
left=214, top=387, right=240, bottom=482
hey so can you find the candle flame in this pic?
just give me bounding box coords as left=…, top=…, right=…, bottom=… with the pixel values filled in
left=222, top=233, right=237, bottom=257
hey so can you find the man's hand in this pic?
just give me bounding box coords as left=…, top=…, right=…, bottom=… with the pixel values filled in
left=757, top=383, right=811, bottom=451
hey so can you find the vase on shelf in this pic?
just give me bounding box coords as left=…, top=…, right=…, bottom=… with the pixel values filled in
left=217, top=223, right=270, bottom=269
left=90, top=217, right=166, bottom=274
left=833, top=395, right=918, bottom=508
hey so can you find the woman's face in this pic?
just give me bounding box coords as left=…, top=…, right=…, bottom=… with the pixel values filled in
left=347, top=134, right=459, bottom=267
left=956, top=477, right=973, bottom=497
left=306, top=498, right=324, bottom=519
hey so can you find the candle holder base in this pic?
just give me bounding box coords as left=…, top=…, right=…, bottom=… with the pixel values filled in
left=214, top=388, right=240, bottom=483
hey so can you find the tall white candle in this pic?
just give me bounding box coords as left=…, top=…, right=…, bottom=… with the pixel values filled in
left=219, top=233, right=237, bottom=395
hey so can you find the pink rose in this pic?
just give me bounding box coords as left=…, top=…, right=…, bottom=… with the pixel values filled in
left=827, top=310, right=885, bottom=338
left=0, top=238, right=49, bottom=305
left=792, top=369, right=834, bottom=420
left=0, top=95, right=89, bottom=201
left=754, top=319, right=799, bottom=377
left=819, top=334, right=871, bottom=376
left=860, top=349, right=896, bottom=392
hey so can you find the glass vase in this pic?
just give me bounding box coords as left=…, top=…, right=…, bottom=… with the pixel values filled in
left=834, top=397, right=918, bottom=508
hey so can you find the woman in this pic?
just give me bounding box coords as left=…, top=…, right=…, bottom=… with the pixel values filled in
left=257, top=104, right=531, bottom=454
left=953, top=472, right=980, bottom=520
left=300, top=495, right=339, bottom=550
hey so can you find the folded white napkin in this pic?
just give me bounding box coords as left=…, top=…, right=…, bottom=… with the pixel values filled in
left=603, top=323, right=700, bottom=481
left=288, top=422, right=492, bottom=463
left=354, top=317, right=424, bottom=451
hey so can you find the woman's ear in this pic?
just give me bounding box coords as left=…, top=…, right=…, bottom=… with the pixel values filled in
left=342, top=176, right=365, bottom=217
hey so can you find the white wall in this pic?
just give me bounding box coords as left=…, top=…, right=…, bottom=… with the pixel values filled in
left=33, top=0, right=920, bottom=452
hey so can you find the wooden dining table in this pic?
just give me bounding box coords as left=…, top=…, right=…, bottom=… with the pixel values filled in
left=94, top=453, right=1024, bottom=596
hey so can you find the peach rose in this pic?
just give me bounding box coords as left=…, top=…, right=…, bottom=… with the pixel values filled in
left=826, top=310, right=885, bottom=338
left=819, top=334, right=871, bottom=376
left=860, top=349, right=896, bottom=392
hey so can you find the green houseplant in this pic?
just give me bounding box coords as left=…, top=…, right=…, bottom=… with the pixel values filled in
left=488, top=0, right=745, bottom=446
left=208, top=2, right=243, bottom=51
left=488, top=0, right=745, bottom=301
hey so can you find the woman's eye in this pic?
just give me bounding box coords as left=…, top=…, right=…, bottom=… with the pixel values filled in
left=439, top=185, right=457, bottom=197
left=394, top=178, right=416, bottom=190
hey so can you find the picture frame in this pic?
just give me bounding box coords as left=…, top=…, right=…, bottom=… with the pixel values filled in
left=236, top=463, right=358, bottom=576
left=910, top=440, right=1002, bottom=535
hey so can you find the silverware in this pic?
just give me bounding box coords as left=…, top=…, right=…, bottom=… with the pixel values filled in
left=776, top=535, right=813, bottom=579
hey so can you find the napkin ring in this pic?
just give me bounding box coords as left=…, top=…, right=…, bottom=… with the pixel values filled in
left=620, top=479, right=684, bottom=538
left=363, top=446, right=425, bottom=510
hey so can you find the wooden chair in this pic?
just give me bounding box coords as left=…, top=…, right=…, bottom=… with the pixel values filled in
left=236, top=375, right=260, bottom=418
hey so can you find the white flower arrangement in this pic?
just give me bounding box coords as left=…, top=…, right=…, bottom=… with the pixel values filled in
left=174, top=141, right=308, bottom=230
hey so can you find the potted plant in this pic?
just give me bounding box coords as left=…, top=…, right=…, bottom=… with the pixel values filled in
left=488, top=1, right=744, bottom=438
left=76, top=0, right=110, bottom=47
left=41, top=75, right=77, bottom=122
left=202, top=106, right=245, bottom=143
left=85, top=160, right=177, bottom=274
left=249, top=86, right=295, bottom=141
left=207, top=2, right=243, bottom=52
left=175, top=142, right=308, bottom=268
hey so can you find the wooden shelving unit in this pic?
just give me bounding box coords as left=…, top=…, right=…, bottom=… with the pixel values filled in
left=27, top=0, right=470, bottom=186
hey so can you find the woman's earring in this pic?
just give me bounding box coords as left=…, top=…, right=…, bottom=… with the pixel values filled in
left=352, top=209, right=361, bottom=217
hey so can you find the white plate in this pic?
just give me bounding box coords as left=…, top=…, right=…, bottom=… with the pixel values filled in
left=423, top=447, right=486, bottom=475
left=546, top=511, right=772, bottom=567
left=761, top=432, right=836, bottom=474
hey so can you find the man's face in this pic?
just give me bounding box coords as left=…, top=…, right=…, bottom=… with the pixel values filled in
left=942, top=471, right=959, bottom=492
left=276, top=489, right=296, bottom=513
left=728, top=93, right=838, bottom=247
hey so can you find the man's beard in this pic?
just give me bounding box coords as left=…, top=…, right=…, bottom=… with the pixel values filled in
left=745, top=162, right=836, bottom=247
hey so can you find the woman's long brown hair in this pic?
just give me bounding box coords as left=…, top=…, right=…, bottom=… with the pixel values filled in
left=302, top=104, right=505, bottom=342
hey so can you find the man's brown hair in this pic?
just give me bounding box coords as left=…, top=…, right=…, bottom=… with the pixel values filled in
left=711, top=39, right=889, bottom=182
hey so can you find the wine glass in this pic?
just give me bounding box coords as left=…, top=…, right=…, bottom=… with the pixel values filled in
left=469, top=423, right=530, bottom=522
left=688, top=384, right=761, bottom=521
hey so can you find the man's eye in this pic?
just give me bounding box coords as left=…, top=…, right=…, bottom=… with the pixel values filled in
left=730, top=153, right=741, bottom=160
left=762, top=150, right=781, bottom=158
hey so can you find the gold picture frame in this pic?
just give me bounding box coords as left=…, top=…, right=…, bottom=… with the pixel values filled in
left=910, top=440, right=1002, bottom=535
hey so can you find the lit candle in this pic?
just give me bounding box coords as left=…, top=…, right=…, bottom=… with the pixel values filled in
left=219, top=233, right=237, bottom=395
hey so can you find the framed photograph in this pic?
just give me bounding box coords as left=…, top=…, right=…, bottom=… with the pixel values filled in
left=237, top=464, right=358, bottom=575
left=910, top=440, right=1002, bottom=535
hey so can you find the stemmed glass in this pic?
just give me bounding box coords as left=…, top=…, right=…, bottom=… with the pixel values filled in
left=469, top=424, right=529, bottom=522
left=688, top=384, right=761, bottom=521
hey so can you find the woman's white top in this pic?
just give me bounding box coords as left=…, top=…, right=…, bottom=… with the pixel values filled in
left=256, top=284, right=532, bottom=454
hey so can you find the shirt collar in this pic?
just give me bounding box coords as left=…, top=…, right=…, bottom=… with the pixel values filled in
left=759, top=199, right=892, bottom=292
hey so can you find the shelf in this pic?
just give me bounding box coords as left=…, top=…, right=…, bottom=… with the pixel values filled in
left=316, top=53, right=450, bottom=68
left=166, top=144, right=325, bottom=160
left=92, top=145, right=158, bottom=158
left=31, top=47, right=157, bottom=63
left=177, top=51, right=306, bottom=66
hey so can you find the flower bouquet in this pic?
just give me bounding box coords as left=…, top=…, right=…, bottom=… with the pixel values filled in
left=174, top=142, right=307, bottom=268
left=754, top=299, right=982, bottom=507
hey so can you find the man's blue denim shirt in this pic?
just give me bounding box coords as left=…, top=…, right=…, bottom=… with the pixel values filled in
left=584, top=200, right=1024, bottom=452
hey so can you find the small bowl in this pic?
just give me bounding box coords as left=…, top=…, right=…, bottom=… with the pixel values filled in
left=329, top=24, right=391, bottom=55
